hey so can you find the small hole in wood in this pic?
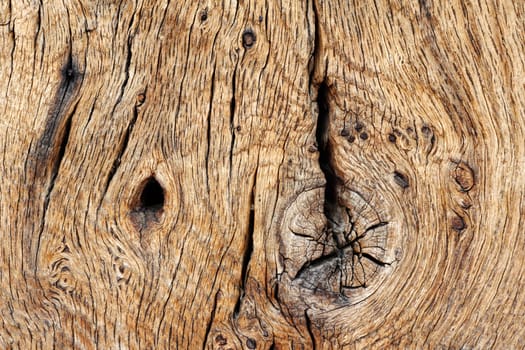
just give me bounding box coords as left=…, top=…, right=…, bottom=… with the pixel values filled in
left=130, top=176, right=165, bottom=231
left=388, top=133, right=397, bottom=143
left=139, top=177, right=164, bottom=210
left=393, top=171, right=409, bottom=188
left=242, top=29, right=256, bottom=49
left=246, top=338, right=256, bottom=349
left=200, top=9, right=208, bottom=22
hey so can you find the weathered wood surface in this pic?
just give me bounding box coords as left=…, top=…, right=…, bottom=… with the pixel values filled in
left=1, top=0, right=524, bottom=348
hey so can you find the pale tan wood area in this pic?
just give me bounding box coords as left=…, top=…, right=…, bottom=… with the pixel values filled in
left=1, top=0, right=524, bottom=349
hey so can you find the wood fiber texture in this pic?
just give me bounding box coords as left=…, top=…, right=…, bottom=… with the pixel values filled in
left=1, top=0, right=524, bottom=349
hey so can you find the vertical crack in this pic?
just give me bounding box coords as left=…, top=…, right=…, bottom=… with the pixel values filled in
left=205, top=67, right=216, bottom=194
left=228, top=69, right=237, bottom=184
left=101, top=37, right=135, bottom=196
left=37, top=49, right=82, bottom=162
left=315, top=82, right=340, bottom=227
left=115, top=37, right=133, bottom=106
left=311, top=0, right=339, bottom=232
left=32, top=46, right=82, bottom=273
left=233, top=175, right=255, bottom=317
left=103, top=102, right=139, bottom=195
left=202, top=290, right=220, bottom=350
left=44, top=104, right=75, bottom=212
left=34, top=101, right=76, bottom=275
left=300, top=0, right=391, bottom=293
left=304, top=310, right=316, bottom=350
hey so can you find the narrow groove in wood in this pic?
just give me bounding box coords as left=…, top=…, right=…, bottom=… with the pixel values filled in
left=114, top=37, right=133, bottom=107
left=101, top=31, right=135, bottom=198
left=294, top=249, right=339, bottom=281
left=202, top=290, right=220, bottom=350
left=205, top=67, right=215, bottom=194
left=361, top=253, right=391, bottom=267
left=315, top=81, right=340, bottom=224
left=34, top=101, right=76, bottom=273
left=294, top=72, right=392, bottom=293
left=44, top=103, right=75, bottom=213
left=228, top=69, right=237, bottom=183
left=305, top=310, right=316, bottom=350
left=103, top=103, right=139, bottom=195
left=36, top=51, right=81, bottom=162
left=234, top=176, right=255, bottom=317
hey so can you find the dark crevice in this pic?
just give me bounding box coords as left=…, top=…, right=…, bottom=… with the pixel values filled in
left=233, top=176, right=255, bottom=317
left=43, top=103, right=75, bottom=214
left=295, top=250, right=339, bottom=280
left=34, top=101, right=77, bottom=275
left=316, top=82, right=345, bottom=247
left=264, top=6, right=269, bottom=34
left=361, top=253, right=391, bottom=267
left=37, top=50, right=82, bottom=162
left=103, top=104, right=139, bottom=195
left=205, top=67, right=216, bottom=194
left=31, top=41, right=82, bottom=274
left=202, top=290, right=220, bottom=350
left=315, top=82, right=331, bottom=172
left=362, top=221, right=388, bottom=235
left=228, top=69, right=237, bottom=183
left=293, top=78, right=343, bottom=281
left=304, top=310, right=316, bottom=350
left=115, top=37, right=133, bottom=107
left=273, top=278, right=280, bottom=302
left=101, top=32, right=135, bottom=197
left=296, top=48, right=392, bottom=289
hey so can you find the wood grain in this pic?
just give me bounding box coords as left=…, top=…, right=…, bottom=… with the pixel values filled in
left=1, top=0, right=524, bottom=349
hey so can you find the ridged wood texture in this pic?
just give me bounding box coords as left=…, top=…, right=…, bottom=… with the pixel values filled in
left=1, top=0, right=524, bottom=349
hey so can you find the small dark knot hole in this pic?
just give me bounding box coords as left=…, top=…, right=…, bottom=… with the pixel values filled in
left=140, top=177, right=164, bottom=210
left=130, top=177, right=165, bottom=231
left=242, top=29, right=256, bottom=49
left=246, top=338, right=256, bottom=349
left=393, top=171, right=409, bottom=189
left=200, top=9, right=208, bottom=22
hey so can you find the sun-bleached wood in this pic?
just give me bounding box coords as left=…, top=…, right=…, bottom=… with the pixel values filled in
left=1, top=0, right=524, bottom=349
